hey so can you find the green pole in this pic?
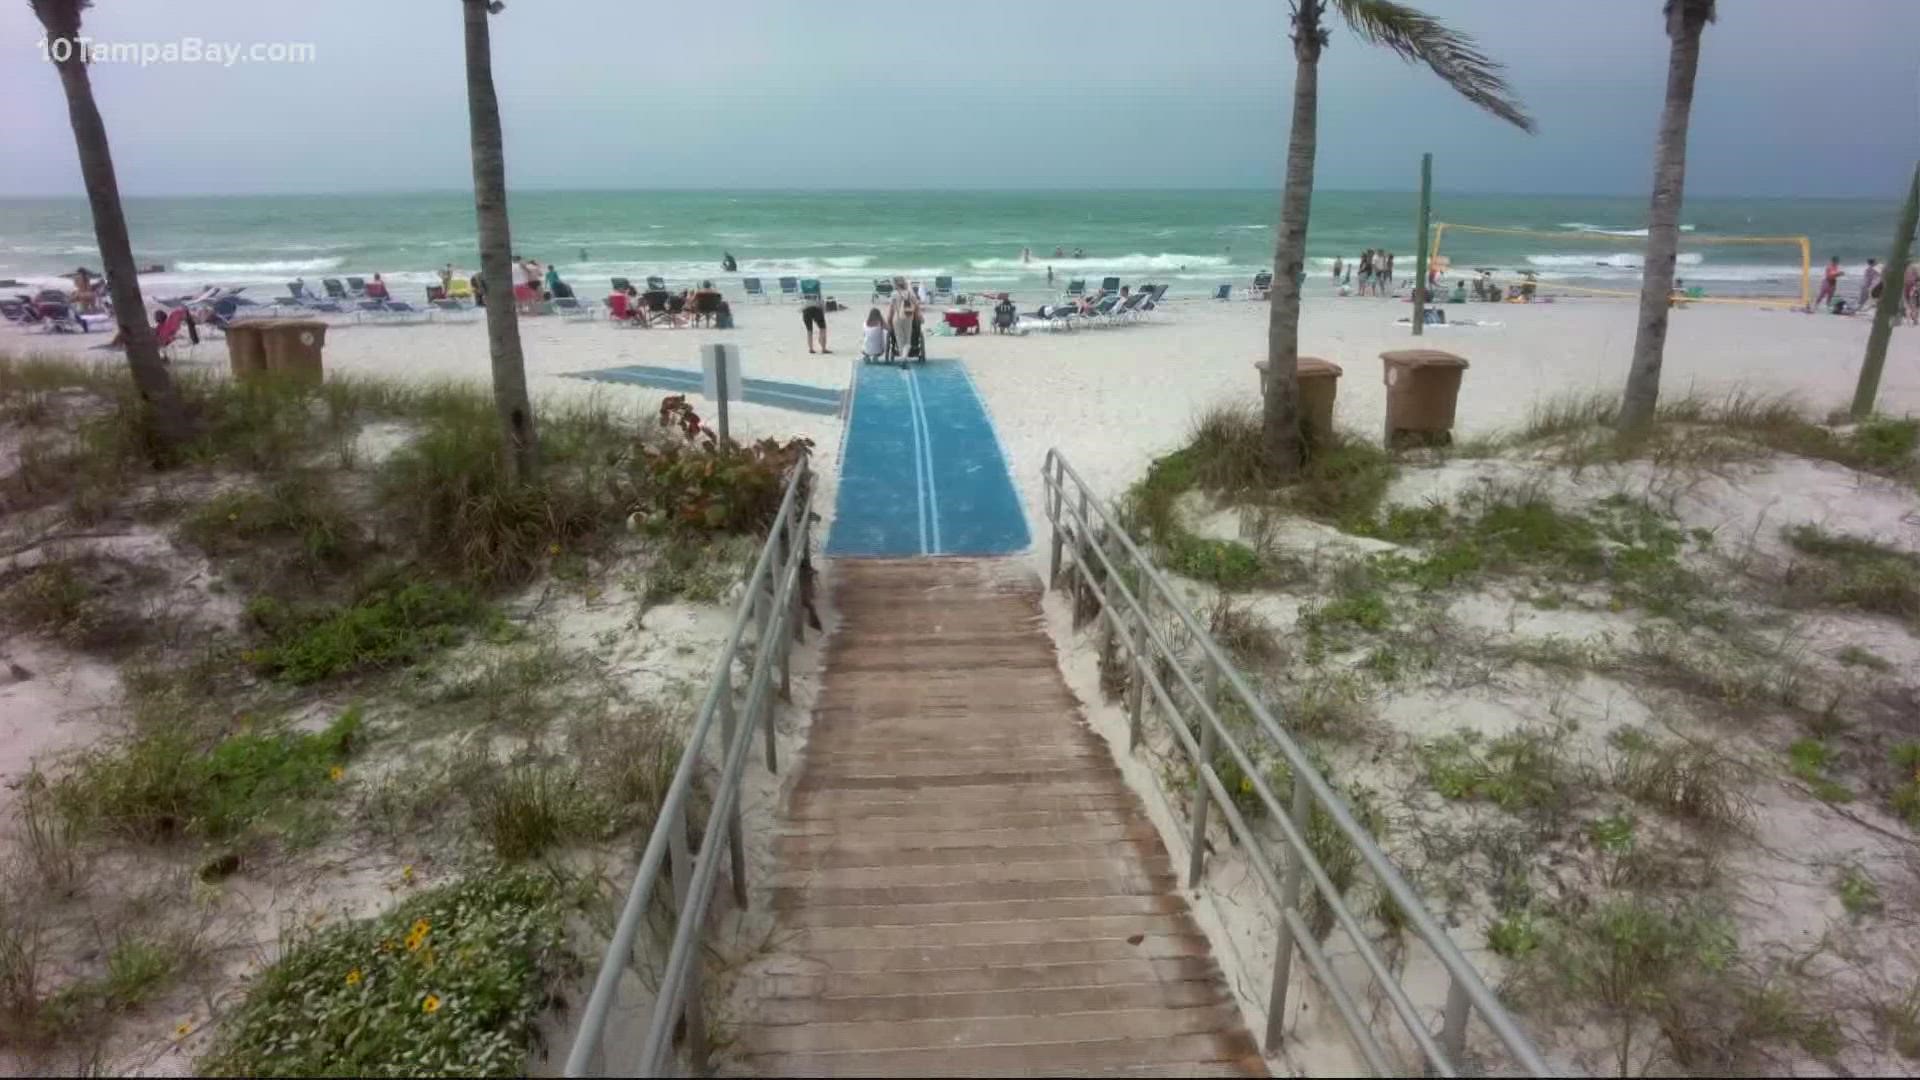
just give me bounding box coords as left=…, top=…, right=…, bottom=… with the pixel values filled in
left=1853, top=160, right=1920, bottom=419
left=1412, top=152, right=1433, bottom=337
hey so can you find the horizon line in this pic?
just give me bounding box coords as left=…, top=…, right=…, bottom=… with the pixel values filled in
left=0, top=186, right=1895, bottom=203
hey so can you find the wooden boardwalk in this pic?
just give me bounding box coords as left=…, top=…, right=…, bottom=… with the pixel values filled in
left=735, top=559, right=1265, bottom=1078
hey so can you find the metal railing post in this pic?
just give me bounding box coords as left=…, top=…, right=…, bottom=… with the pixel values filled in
left=1267, top=773, right=1313, bottom=1052
left=1047, top=464, right=1064, bottom=588
left=714, top=668, right=747, bottom=909
left=757, top=538, right=780, bottom=774
left=1186, top=660, right=1221, bottom=888
left=1440, top=975, right=1472, bottom=1068
left=667, top=815, right=708, bottom=1075
left=777, top=509, right=797, bottom=700
left=1127, top=584, right=1151, bottom=751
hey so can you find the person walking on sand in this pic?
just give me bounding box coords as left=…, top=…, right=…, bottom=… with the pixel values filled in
left=1815, top=256, right=1843, bottom=310
left=887, top=275, right=921, bottom=361
left=1859, top=258, right=1881, bottom=311
left=801, top=290, right=829, bottom=354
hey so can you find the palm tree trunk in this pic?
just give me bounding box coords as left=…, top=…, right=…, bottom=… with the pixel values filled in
left=1261, top=2, right=1324, bottom=476
left=36, top=1, right=186, bottom=461
left=462, top=0, right=540, bottom=484
left=1619, top=4, right=1709, bottom=432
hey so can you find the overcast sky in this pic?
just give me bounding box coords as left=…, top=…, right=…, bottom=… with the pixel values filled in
left=4, top=0, right=1916, bottom=198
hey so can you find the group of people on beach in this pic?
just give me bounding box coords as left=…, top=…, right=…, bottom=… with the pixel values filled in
left=1814, top=255, right=1920, bottom=323
left=1332, top=250, right=1396, bottom=297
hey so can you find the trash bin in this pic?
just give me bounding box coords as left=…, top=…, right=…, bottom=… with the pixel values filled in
left=225, top=320, right=270, bottom=379
left=1295, top=357, right=1343, bottom=447
left=1381, top=348, right=1469, bottom=446
left=260, top=319, right=328, bottom=383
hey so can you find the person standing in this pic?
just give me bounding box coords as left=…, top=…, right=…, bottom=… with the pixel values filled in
left=1332, top=256, right=1343, bottom=283
left=1046, top=265, right=1054, bottom=286
left=1859, top=258, right=1881, bottom=310
left=1815, top=256, right=1843, bottom=310
left=1358, top=250, right=1374, bottom=296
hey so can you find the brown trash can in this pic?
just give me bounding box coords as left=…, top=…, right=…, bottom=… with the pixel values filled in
left=1381, top=348, right=1469, bottom=446
left=224, top=320, right=270, bottom=379
left=259, top=320, right=328, bottom=383
left=1255, top=357, right=1344, bottom=447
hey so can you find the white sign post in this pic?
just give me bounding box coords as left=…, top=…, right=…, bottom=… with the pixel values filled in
left=700, top=343, right=743, bottom=444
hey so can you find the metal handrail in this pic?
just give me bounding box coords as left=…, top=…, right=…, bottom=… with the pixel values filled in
left=564, top=455, right=814, bottom=1077
left=1040, top=448, right=1555, bottom=1078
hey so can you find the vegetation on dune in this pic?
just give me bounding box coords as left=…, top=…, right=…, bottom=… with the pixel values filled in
left=200, top=869, right=575, bottom=1078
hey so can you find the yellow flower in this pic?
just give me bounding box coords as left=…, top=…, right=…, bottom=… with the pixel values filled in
left=1239, top=777, right=1253, bottom=794
left=421, top=993, right=442, bottom=1014
left=411, top=918, right=431, bottom=937
left=405, top=931, right=424, bottom=952
left=344, top=968, right=362, bottom=987
left=400, top=864, right=415, bottom=883
left=547, top=543, right=561, bottom=557
left=174, top=1020, right=194, bottom=1039
left=329, top=764, right=345, bottom=782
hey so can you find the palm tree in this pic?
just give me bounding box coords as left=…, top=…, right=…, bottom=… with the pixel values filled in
left=31, top=0, right=186, bottom=460
left=462, top=0, right=539, bottom=483
left=1618, top=0, right=1716, bottom=433
left=1261, top=1, right=1533, bottom=473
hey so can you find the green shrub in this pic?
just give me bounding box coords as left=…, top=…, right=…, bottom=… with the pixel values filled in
left=1420, top=729, right=1569, bottom=815
left=1487, top=911, right=1541, bottom=959
left=627, top=396, right=812, bottom=535
left=57, top=708, right=360, bottom=842
left=200, top=870, right=574, bottom=1078
left=1787, top=737, right=1853, bottom=803
left=1892, top=742, right=1920, bottom=828
left=246, top=582, right=488, bottom=684
left=1782, top=524, right=1920, bottom=625
left=180, top=474, right=356, bottom=569
left=1836, top=864, right=1882, bottom=917
left=1165, top=533, right=1265, bottom=589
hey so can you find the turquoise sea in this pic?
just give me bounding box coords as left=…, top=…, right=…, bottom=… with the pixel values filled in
left=0, top=190, right=1900, bottom=302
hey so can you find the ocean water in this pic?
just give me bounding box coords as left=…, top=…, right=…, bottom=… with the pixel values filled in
left=0, top=190, right=1899, bottom=302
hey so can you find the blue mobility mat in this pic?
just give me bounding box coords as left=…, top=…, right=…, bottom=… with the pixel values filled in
left=826, top=360, right=1031, bottom=558
left=564, top=364, right=842, bottom=416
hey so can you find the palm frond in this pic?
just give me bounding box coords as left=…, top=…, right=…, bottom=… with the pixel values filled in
left=1333, top=0, right=1535, bottom=132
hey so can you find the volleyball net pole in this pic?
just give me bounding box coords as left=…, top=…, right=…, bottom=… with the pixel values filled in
left=1429, top=222, right=1811, bottom=308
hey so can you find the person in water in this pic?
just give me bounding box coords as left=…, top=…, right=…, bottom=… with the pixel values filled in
left=721, top=252, right=737, bottom=272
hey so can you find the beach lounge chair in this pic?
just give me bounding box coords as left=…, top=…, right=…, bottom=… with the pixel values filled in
left=606, top=292, right=646, bottom=327
left=1100, top=276, right=1121, bottom=296
left=778, top=277, right=799, bottom=301
left=0, top=296, right=34, bottom=323
left=153, top=307, right=192, bottom=357
left=553, top=295, right=596, bottom=320
left=37, top=299, right=86, bottom=333
left=1212, top=283, right=1232, bottom=301
left=1250, top=271, right=1273, bottom=300
left=1064, top=279, right=1086, bottom=298
left=610, top=276, right=632, bottom=295
left=932, top=275, right=954, bottom=302
left=872, top=278, right=894, bottom=303
left=1109, top=293, right=1146, bottom=324
left=742, top=277, right=767, bottom=302
left=323, top=278, right=351, bottom=303
left=645, top=275, right=666, bottom=293
left=641, top=289, right=674, bottom=327
left=346, top=276, right=368, bottom=297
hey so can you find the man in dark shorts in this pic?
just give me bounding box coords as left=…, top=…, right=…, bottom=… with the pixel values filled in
left=802, top=298, right=829, bottom=354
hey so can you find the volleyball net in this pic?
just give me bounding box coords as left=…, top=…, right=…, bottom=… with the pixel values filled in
left=1429, top=222, right=1811, bottom=308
